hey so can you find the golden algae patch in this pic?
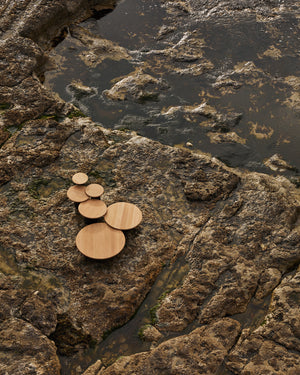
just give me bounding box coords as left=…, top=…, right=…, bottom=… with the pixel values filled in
left=207, top=132, right=246, bottom=145
left=284, top=92, right=300, bottom=111
left=249, top=122, right=274, bottom=140
left=259, top=45, right=282, bottom=59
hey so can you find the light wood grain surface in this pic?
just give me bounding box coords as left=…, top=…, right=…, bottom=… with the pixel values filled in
left=76, top=223, right=125, bottom=259
left=78, top=199, right=107, bottom=219
left=104, top=202, right=142, bottom=230
left=72, top=172, right=88, bottom=185
left=85, top=183, right=104, bottom=198
left=67, top=185, right=89, bottom=202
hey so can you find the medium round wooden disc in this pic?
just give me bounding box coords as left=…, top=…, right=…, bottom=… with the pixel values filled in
left=72, top=172, right=88, bottom=185
left=76, top=223, right=126, bottom=259
left=85, top=184, right=104, bottom=198
left=104, top=202, right=142, bottom=230
left=67, top=185, right=89, bottom=203
left=78, top=199, right=107, bottom=219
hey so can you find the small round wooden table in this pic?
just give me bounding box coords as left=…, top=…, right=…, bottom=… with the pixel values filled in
left=72, top=172, right=88, bottom=185
left=78, top=200, right=107, bottom=219
left=67, top=185, right=89, bottom=203
left=76, top=223, right=126, bottom=259
left=104, top=202, right=142, bottom=230
left=86, top=184, right=104, bottom=198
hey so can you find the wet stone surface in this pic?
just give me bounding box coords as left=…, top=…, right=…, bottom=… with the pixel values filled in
left=0, top=1, right=299, bottom=375
left=45, top=0, right=300, bottom=181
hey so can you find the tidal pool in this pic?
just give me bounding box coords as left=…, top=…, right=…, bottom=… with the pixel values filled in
left=45, top=0, right=299, bottom=179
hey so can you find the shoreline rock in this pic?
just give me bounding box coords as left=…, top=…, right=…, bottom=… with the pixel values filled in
left=0, top=1, right=299, bottom=374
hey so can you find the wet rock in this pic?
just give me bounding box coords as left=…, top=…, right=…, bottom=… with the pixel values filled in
left=103, top=69, right=168, bottom=102
left=265, top=153, right=297, bottom=173
left=67, top=81, right=98, bottom=101
left=156, top=25, right=176, bottom=40
left=161, top=0, right=192, bottom=16
left=82, top=360, right=103, bottom=375
left=140, top=325, right=163, bottom=343
left=100, top=318, right=240, bottom=374
left=212, top=76, right=242, bottom=91
left=162, top=102, right=242, bottom=131
left=69, top=25, right=130, bottom=67
left=0, top=318, right=60, bottom=375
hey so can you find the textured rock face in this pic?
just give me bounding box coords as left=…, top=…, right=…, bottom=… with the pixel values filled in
left=156, top=172, right=300, bottom=332
left=100, top=318, right=241, bottom=375
left=0, top=318, right=61, bottom=375
left=103, top=70, right=168, bottom=102
left=226, top=269, right=300, bottom=374
left=0, top=1, right=299, bottom=375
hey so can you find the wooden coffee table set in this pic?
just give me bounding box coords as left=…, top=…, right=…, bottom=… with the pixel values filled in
left=67, top=172, right=142, bottom=259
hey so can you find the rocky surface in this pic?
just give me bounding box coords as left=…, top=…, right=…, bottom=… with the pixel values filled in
left=0, top=0, right=299, bottom=375
left=0, top=318, right=61, bottom=375
left=99, top=318, right=241, bottom=374
left=226, top=269, right=300, bottom=374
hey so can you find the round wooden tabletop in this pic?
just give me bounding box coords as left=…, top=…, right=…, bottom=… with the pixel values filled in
left=67, top=185, right=89, bottom=203
left=76, top=223, right=126, bottom=259
left=104, top=202, right=142, bottom=230
left=78, top=199, right=107, bottom=219
left=72, top=172, right=88, bottom=185
left=86, top=183, right=104, bottom=198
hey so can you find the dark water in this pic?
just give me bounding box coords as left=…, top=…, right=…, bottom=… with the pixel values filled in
left=45, top=0, right=299, bottom=179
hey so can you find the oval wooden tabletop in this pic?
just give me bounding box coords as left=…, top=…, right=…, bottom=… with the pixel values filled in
left=104, top=202, right=142, bottom=230
left=72, top=172, right=88, bottom=185
left=85, top=183, right=104, bottom=198
left=67, top=185, right=89, bottom=203
left=76, top=223, right=126, bottom=259
left=78, top=199, right=107, bottom=219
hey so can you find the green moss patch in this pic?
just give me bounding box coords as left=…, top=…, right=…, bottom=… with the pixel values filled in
left=27, top=177, right=67, bottom=199
left=67, top=109, right=87, bottom=119
left=38, top=114, right=59, bottom=121
left=0, top=103, right=11, bottom=110
left=149, top=290, right=170, bottom=325
left=138, top=324, right=152, bottom=340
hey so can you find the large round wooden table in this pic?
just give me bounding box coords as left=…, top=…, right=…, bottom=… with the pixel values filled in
left=76, top=223, right=125, bottom=259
